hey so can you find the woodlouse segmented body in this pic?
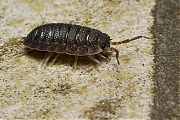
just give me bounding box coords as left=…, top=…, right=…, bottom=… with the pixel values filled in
left=23, top=23, right=151, bottom=69
left=24, top=23, right=110, bottom=56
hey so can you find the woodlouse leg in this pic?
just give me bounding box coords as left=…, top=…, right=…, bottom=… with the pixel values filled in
left=111, top=36, right=153, bottom=45
left=97, top=53, right=106, bottom=59
left=74, top=55, right=78, bottom=70
left=108, top=47, right=120, bottom=65
left=40, top=52, right=55, bottom=67
left=87, top=55, right=100, bottom=64
left=50, top=54, right=60, bottom=66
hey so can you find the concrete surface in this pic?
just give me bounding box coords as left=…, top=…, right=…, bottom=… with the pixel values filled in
left=0, top=0, right=156, bottom=119
left=151, top=0, right=179, bottom=119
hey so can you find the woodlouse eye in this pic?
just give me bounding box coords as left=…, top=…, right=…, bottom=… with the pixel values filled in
left=101, top=44, right=106, bottom=49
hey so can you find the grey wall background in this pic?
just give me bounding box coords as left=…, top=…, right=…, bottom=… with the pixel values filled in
left=152, top=0, right=179, bottom=119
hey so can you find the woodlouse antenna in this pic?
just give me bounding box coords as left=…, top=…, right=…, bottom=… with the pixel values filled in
left=111, top=35, right=153, bottom=45
left=109, top=35, right=153, bottom=65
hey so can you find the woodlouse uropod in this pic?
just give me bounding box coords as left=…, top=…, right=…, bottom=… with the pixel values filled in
left=22, top=23, right=151, bottom=69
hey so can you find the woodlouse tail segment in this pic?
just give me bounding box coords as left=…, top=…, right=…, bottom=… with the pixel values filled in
left=108, top=47, right=120, bottom=65
left=111, top=35, right=153, bottom=45
left=11, top=47, right=32, bottom=58
left=22, top=37, right=26, bottom=40
left=22, top=37, right=28, bottom=45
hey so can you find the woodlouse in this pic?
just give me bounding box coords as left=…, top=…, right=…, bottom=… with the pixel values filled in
left=23, top=23, right=151, bottom=69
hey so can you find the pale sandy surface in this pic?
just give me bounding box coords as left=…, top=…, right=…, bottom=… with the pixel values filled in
left=0, top=0, right=155, bottom=119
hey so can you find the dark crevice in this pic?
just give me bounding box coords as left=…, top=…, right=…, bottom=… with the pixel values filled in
left=151, top=0, right=179, bottom=119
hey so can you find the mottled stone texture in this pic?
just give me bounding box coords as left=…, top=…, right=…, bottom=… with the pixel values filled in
left=0, top=0, right=155, bottom=119
left=151, top=0, right=180, bottom=119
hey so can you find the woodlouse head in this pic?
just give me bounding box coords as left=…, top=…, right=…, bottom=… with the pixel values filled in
left=98, top=33, right=111, bottom=50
